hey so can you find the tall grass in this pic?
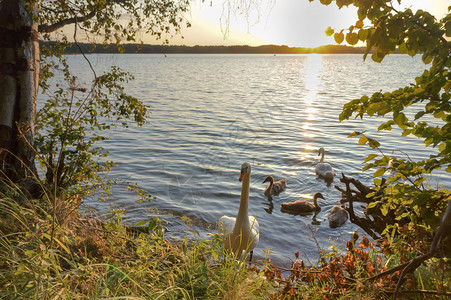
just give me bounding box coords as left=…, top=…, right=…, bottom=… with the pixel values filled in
left=0, top=180, right=270, bottom=299
left=1, top=178, right=449, bottom=299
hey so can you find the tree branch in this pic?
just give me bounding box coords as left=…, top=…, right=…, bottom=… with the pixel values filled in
left=38, top=0, right=131, bottom=34
left=38, top=10, right=96, bottom=33
left=393, top=199, right=451, bottom=299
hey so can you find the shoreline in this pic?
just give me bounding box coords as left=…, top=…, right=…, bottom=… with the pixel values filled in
left=41, top=41, right=385, bottom=55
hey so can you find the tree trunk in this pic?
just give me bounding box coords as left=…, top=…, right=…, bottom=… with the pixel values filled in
left=0, top=0, right=39, bottom=181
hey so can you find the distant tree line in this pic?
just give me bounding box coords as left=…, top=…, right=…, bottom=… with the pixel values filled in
left=40, top=41, right=375, bottom=54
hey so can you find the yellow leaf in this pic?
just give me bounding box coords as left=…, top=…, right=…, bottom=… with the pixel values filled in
left=358, top=136, right=368, bottom=145
left=334, top=32, right=344, bottom=44
left=355, top=20, right=364, bottom=28
left=325, top=26, right=334, bottom=36
left=358, top=29, right=368, bottom=41
left=346, top=32, right=359, bottom=45
left=371, top=53, right=383, bottom=63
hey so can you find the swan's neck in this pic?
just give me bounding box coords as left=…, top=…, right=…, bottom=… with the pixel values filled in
left=266, top=179, right=273, bottom=192
left=236, top=173, right=250, bottom=225
left=319, top=150, right=325, bottom=163
left=313, top=198, right=320, bottom=210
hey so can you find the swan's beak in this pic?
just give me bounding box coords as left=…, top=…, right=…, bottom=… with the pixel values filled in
left=239, top=170, right=246, bottom=182
left=262, top=178, right=269, bottom=184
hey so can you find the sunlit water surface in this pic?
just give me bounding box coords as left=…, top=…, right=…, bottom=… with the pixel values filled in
left=52, top=54, right=449, bottom=267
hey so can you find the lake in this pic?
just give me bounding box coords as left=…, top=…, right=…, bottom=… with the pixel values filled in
left=56, top=53, right=449, bottom=268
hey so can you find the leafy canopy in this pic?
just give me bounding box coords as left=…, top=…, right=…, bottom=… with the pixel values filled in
left=318, top=0, right=450, bottom=173
left=36, top=0, right=191, bottom=44
left=315, top=0, right=450, bottom=242
left=33, top=0, right=191, bottom=196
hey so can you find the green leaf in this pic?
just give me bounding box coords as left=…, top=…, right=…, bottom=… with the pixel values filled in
left=446, top=20, right=451, bottom=37
left=413, top=177, right=426, bottom=186
left=373, top=167, right=386, bottom=177
left=422, top=53, right=432, bottom=64
left=387, top=174, right=401, bottom=183
left=444, top=80, right=451, bottom=94
left=425, top=138, right=433, bottom=147
left=401, top=129, right=411, bottom=136
left=433, top=110, right=445, bottom=120
left=368, top=138, right=380, bottom=148
left=380, top=205, right=388, bottom=216
left=367, top=202, right=378, bottom=209
left=362, top=163, right=374, bottom=171
left=357, top=7, right=367, bottom=20
left=398, top=43, right=408, bottom=54
left=364, top=154, right=378, bottom=162
left=394, top=112, right=408, bottom=127
left=414, top=111, right=426, bottom=120
left=378, top=121, right=394, bottom=131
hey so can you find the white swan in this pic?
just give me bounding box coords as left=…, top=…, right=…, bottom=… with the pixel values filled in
left=280, top=192, right=324, bottom=214
left=315, top=147, right=335, bottom=179
left=263, top=175, right=287, bottom=196
left=218, top=162, right=259, bottom=260
left=328, top=204, right=349, bottom=228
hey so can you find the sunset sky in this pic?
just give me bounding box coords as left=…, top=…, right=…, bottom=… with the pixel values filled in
left=142, top=0, right=449, bottom=47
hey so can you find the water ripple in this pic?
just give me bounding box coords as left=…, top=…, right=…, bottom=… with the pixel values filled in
left=59, top=53, right=449, bottom=267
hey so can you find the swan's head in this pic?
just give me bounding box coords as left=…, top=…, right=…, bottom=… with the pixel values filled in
left=313, top=192, right=324, bottom=200
left=239, top=162, right=252, bottom=182
left=262, top=176, right=274, bottom=184
left=318, top=147, right=325, bottom=156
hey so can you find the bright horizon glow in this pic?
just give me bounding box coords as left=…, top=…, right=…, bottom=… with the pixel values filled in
left=142, top=0, right=449, bottom=48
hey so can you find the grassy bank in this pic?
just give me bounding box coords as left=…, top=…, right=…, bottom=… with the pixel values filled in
left=1, top=184, right=449, bottom=299
left=0, top=193, right=268, bottom=298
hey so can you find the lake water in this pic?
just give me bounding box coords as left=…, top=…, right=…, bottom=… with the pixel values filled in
left=56, top=53, right=449, bottom=268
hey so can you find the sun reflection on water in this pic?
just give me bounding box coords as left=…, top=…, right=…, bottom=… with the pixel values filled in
left=299, top=54, right=323, bottom=141
left=304, top=54, right=323, bottom=97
